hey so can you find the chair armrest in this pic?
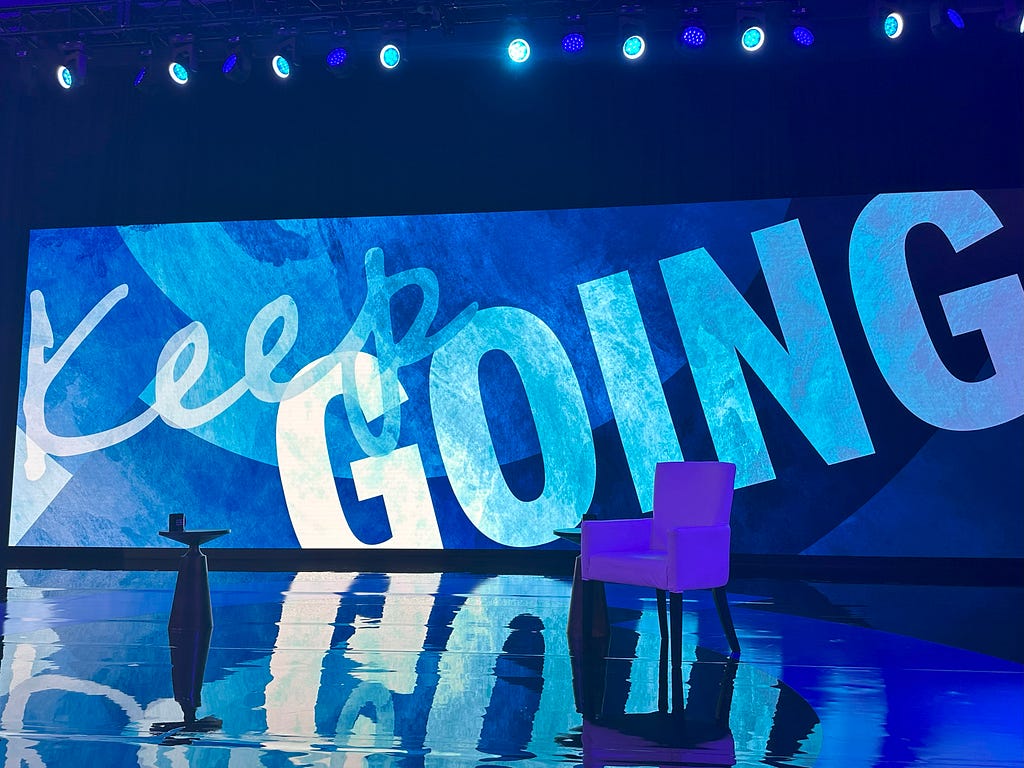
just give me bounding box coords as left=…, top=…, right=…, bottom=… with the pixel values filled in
left=581, top=518, right=653, bottom=558
left=666, top=524, right=731, bottom=590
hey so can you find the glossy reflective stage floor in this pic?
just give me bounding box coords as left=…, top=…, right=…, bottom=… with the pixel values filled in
left=1, top=569, right=1021, bottom=767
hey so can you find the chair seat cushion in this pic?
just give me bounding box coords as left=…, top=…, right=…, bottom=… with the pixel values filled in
left=583, top=550, right=671, bottom=590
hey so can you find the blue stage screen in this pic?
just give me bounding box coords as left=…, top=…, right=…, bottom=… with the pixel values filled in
left=10, top=190, right=1024, bottom=554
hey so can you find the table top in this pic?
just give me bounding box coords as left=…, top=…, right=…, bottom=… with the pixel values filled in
left=553, top=527, right=581, bottom=544
left=159, top=529, right=230, bottom=548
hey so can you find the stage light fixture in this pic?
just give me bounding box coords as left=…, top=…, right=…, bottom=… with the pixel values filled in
left=791, top=25, right=814, bottom=45
left=168, top=35, right=195, bottom=85
left=507, top=38, right=531, bottom=63
left=562, top=31, right=585, bottom=54
left=271, top=35, right=296, bottom=80
left=622, top=34, right=646, bottom=59
left=740, top=24, right=766, bottom=51
left=676, top=7, right=707, bottom=49
left=271, top=54, right=291, bottom=78
left=223, top=37, right=252, bottom=83
left=379, top=43, right=401, bottom=69
left=131, top=48, right=153, bottom=90
left=378, top=22, right=407, bottom=70
left=561, top=14, right=586, bottom=56
left=619, top=7, right=648, bottom=61
left=323, top=23, right=351, bottom=77
left=945, top=6, right=966, bottom=28
left=326, top=47, right=348, bottom=72
left=931, top=3, right=967, bottom=36
left=168, top=61, right=189, bottom=84
left=883, top=11, right=905, bottom=38
left=679, top=23, right=707, bottom=48
left=56, top=42, right=86, bottom=90
left=738, top=7, right=767, bottom=53
left=790, top=6, right=815, bottom=46
left=56, top=64, right=74, bottom=89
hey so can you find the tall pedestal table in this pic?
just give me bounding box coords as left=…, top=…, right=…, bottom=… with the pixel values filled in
left=159, top=528, right=229, bottom=726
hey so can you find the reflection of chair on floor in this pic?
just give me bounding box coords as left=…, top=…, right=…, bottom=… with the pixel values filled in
left=581, top=461, right=741, bottom=660
left=569, top=645, right=739, bottom=768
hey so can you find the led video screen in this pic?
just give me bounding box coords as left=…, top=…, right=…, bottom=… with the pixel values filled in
left=11, top=190, right=1023, bottom=554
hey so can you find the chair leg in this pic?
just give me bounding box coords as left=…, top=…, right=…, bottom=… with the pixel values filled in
left=656, top=589, right=668, bottom=645
left=712, top=587, right=741, bottom=654
left=657, top=636, right=669, bottom=713
left=669, top=592, right=682, bottom=670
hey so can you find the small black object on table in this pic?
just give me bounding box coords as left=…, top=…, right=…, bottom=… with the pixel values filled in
left=154, top=528, right=229, bottom=734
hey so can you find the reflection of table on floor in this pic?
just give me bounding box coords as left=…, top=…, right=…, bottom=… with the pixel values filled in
left=555, top=527, right=609, bottom=653
left=159, top=529, right=229, bottom=725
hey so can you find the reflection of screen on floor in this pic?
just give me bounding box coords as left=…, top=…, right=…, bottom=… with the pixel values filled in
left=11, top=189, right=1023, bottom=555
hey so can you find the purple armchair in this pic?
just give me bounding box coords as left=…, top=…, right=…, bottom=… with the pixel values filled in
left=581, top=461, right=741, bottom=655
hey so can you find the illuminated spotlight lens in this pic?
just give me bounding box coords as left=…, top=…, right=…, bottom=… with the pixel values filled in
left=791, top=25, right=815, bottom=46
left=622, top=34, right=646, bottom=59
left=56, top=65, right=74, bottom=89
left=741, top=25, right=765, bottom=51
left=326, top=47, right=347, bottom=68
left=680, top=25, right=706, bottom=48
left=380, top=44, right=401, bottom=69
left=945, top=8, right=965, bottom=29
left=884, top=12, right=904, bottom=39
left=132, top=67, right=147, bottom=87
left=561, top=31, right=585, bottom=54
left=507, top=38, right=531, bottom=63
left=222, top=53, right=238, bottom=75
left=272, top=55, right=290, bottom=79
left=169, top=61, right=189, bottom=85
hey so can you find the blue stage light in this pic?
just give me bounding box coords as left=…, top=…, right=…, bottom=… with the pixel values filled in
left=884, top=12, right=905, bottom=39
left=271, top=54, right=291, bottom=79
left=507, top=38, right=531, bottom=63
left=741, top=25, right=765, bottom=52
left=792, top=25, right=815, bottom=46
left=169, top=61, right=189, bottom=85
left=221, top=37, right=251, bottom=83
left=130, top=49, right=153, bottom=89
left=929, top=3, right=966, bottom=37
left=680, top=24, right=707, bottom=49
left=561, top=31, right=585, bottom=54
left=622, top=34, right=646, bottom=60
left=379, top=43, right=401, bottom=69
left=326, top=47, right=347, bottom=68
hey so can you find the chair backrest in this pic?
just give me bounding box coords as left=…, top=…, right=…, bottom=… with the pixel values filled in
left=651, top=462, right=736, bottom=548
